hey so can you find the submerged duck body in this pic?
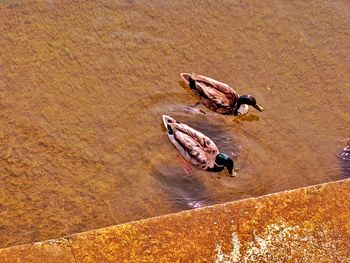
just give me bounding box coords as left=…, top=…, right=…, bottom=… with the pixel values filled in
left=180, top=73, right=263, bottom=115
left=162, top=115, right=234, bottom=175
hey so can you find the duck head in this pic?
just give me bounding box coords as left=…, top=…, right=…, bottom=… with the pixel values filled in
left=234, top=95, right=264, bottom=116
left=215, top=153, right=235, bottom=176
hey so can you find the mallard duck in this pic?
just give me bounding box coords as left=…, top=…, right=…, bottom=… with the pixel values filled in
left=162, top=115, right=235, bottom=175
left=180, top=73, right=264, bottom=115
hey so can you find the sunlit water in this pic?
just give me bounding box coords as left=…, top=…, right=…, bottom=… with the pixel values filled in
left=0, top=0, right=349, bottom=248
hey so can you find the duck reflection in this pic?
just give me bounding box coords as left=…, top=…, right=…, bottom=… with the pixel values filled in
left=150, top=167, right=214, bottom=210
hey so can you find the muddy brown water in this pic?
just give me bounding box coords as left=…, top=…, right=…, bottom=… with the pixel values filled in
left=0, top=0, right=349, bottom=248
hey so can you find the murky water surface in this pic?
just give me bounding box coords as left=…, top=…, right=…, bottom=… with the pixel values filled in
left=0, top=0, right=349, bottom=248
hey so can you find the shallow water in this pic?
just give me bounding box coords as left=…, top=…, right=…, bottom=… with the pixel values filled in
left=0, top=0, right=349, bottom=248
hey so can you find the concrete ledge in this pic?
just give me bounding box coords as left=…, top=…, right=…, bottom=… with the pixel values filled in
left=0, top=238, right=75, bottom=263
left=2, top=179, right=350, bottom=262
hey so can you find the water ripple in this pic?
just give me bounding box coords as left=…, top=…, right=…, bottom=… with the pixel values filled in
left=338, top=145, right=350, bottom=178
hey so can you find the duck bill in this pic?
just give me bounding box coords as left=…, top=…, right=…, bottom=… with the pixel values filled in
left=180, top=73, right=192, bottom=86
left=253, top=104, right=264, bottom=112
left=229, top=170, right=237, bottom=177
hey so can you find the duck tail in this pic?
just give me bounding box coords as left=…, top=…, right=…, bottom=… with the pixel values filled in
left=180, top=73, right=192, bottom=85
left=162, top=115, right=176, bottom=135
left=180, top=73, right=197, bottom=90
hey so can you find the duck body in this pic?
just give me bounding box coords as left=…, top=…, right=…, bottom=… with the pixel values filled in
left=180, top=73, right=263, bottom=115
left=162, top=115, right=234, bottom=175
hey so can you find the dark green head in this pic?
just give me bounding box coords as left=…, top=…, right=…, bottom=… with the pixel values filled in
left=215, top=153, right=234, bottom=175
left=234, top=95, right=264, bottom=115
